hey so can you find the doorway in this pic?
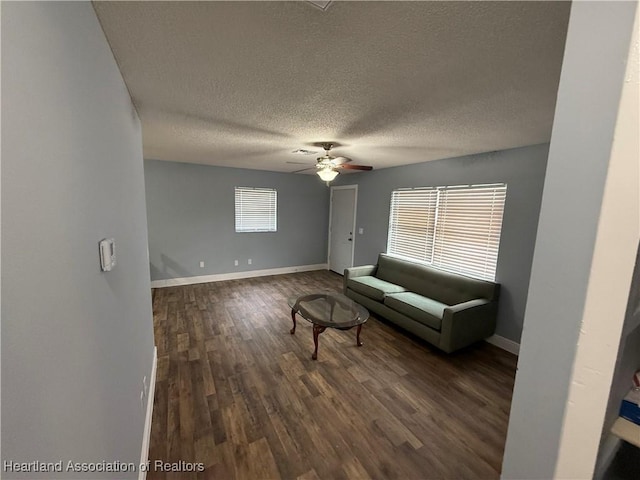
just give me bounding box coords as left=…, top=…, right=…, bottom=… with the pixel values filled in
left=328, top=185, right=357, bottom=274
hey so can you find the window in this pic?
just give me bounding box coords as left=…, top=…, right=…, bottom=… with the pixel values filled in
left=387, top=184, right=507, bottom=281
left=235, top=187, right=277, bottom=232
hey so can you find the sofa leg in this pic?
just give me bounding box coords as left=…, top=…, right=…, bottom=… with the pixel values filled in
left=356, top=324, right=363, bottom=347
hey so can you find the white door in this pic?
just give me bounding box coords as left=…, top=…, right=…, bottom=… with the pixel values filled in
left=329, top=186, right=357, bottom=274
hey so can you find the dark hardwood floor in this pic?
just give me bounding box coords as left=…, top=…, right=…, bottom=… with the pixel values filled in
left=148, top=270, right=517, bottom=480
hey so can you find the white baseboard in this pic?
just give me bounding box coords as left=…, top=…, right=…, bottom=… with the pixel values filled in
left=139, top=346, right=157, bottom=480
left=486, top=334, right=520, bottom=355
left=150, top=263, right=328, bottom=288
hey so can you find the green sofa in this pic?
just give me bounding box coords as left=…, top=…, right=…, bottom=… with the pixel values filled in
left=343, top=254, right=500, bottom=353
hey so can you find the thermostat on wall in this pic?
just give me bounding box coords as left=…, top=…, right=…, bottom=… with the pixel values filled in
left=99, top=238, right=116, bottom=272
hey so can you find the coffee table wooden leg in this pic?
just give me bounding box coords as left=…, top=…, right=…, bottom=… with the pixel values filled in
left=312, top=324, right=326, bottom=360
left=290, top=309, right=297, bottom=335
left=356, top=324, right=363, bottom=347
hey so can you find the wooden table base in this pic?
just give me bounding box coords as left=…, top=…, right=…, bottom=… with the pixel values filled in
left=290, top=309, right=363, bottom=360
left=290, top=309, right=297, bottom=335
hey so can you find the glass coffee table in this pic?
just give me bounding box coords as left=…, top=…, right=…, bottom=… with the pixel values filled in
left=288, top=293, right=369, bottom=360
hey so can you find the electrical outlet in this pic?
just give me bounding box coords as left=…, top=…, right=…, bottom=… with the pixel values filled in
left=199, top=261, right=204, bottom=268
left=248, top=259, right=252, bottom=265
left=234, top=259, right=239, bottom=266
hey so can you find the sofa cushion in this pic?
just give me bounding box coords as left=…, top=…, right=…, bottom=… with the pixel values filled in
left=384, top=292, right=448, bottom=331
left=347, top=276, right=406, bottom=301
left=376, top=253, right=498, bottom=305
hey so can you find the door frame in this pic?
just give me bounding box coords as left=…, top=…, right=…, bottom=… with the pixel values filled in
left=327, top=184, right=358, bottom=273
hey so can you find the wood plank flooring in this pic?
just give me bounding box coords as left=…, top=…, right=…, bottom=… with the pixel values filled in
left=148, top=270, right=517, bottom=480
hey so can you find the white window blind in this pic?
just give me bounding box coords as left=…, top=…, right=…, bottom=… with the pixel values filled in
left=235, top=187, right=277, bottom=232
left=387, top=184, right=507, bottom=281
left=388, top=189, right=438, bottom=263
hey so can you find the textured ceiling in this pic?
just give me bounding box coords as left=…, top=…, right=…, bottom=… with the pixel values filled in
left=93, top=1, right=571, bottom=173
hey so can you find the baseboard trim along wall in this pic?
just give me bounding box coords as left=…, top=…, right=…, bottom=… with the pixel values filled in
left=486, top=334, right=521, bottom=356
left=150, top=264, right=329, bottom=288
left=139, top=346, right=158, bottom=480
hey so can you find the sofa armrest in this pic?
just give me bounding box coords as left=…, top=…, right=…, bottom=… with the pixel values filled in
left=343, top=265, right=378, bottom=294
left=439, top=299, right=498, bottom=353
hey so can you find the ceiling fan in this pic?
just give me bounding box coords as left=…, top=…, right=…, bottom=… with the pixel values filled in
left=289, top=143, right=373, bottom=183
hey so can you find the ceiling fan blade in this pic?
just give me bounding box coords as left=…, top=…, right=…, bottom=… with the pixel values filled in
left=290, top=166, right=317, bottom=173
left=332, top=156, right=352, bottom=165
left=337, top=164, right=373, bottom=171
left=286, top=161, right=312, bottom=165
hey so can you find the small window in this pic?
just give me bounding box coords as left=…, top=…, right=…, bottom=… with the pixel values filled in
left=387, top=183, right=507, bottom=281
left=235, top=187, right=277, bottom=232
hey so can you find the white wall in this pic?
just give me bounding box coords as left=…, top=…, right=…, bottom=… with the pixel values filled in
left=554, top=3, right=639, bottom=477
left=2, top=3, right=155, bottom=478
left=501, top=1, right=639, bottom=478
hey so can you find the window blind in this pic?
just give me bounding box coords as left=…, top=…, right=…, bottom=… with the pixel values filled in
left=431, top=185, right=506, bottom=281
left=387, top=184, right=507, bottom=281
left=388, top=188, right=438, bottom=263
left=234, top=187, right=277, bottom=232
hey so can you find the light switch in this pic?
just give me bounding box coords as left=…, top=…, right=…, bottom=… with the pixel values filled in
left=358, top=228, right=364, bottom=235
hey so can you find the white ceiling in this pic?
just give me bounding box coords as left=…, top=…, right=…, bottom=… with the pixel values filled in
left=93, top=1, right=571, bottom=173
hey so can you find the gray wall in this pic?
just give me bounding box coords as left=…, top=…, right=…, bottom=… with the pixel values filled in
left=2, top=3, right=155, bottom=478
left=335, top=144, right=549, bottom=343
left=501, top=1, right=638, bottom=478
left=144, top=160, right=330, bottom=281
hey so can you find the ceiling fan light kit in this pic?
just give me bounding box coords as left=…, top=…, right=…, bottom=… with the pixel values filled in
left=291, top=142, right=373, bottom=185
left=317, top=166, right=339, bottom=182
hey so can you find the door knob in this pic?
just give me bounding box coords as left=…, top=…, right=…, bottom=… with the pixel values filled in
left=348, top=238, right=353, bottom=242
